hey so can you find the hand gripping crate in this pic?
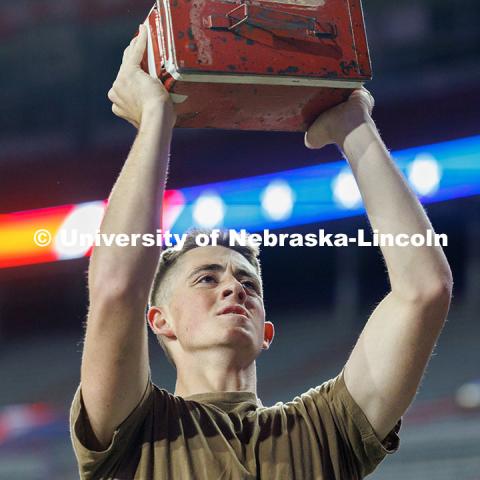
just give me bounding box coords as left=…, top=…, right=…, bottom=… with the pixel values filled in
left=140, top=0, right=371, bottom=131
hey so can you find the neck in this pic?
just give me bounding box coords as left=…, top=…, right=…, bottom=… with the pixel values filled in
left=174, top=353, right=258, bottom=397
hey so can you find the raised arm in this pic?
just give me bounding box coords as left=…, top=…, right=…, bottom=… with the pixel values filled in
left=305, top=88, right=453, bottom=441
left=80, top=25, right=176, bottom=450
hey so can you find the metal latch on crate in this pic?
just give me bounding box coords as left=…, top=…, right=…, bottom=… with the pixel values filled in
left=204, top=3, right=338, bottom=45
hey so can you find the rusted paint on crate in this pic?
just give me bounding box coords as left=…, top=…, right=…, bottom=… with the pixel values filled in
left=277, top=66, right=300, bottom=74
left=189, top=0, right=213, bottom=64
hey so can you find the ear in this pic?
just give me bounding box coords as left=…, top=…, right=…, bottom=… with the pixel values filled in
left=262, top=321, right=275, bottom=350
left=147, top=305, right=176, bottom=339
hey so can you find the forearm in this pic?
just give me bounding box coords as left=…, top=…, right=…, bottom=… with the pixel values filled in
left=89, top=106, right=173, bottom=301
left=336, top=116, right=452, bottom=297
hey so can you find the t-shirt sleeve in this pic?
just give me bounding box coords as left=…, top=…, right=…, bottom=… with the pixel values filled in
left=298, top=368, right=401, bottom=478
left=69, top=379, right=154, bottom=480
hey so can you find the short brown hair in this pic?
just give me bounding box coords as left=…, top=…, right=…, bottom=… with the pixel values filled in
left=148, top=228, right=263, bottom=369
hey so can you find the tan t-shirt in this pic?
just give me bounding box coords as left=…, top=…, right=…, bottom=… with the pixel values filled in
left=70, top=369, right=401, bottom=479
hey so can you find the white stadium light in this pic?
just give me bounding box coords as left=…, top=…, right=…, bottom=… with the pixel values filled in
left=261, top=179, right=295, bottom=221
left=455, top=381, right=480, bottom=409
left=193, top=192, right=225, bottom=228
left=54, top=202, right=106, bottom=259
left=332, top=168, right=362, bottom=209
left=408, top=153, right=442, bottom=196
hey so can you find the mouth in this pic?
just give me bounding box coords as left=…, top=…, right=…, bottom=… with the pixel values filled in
left=218, top=305, right=250, bottom=317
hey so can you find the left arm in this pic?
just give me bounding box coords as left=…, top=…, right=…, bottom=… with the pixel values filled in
left=305, top=88, right=453, bottom=441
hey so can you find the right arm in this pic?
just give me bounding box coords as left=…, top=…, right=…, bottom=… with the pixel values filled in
left=80, top=25, right=176, bottom=450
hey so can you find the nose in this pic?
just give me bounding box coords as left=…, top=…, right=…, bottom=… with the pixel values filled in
left=221, top=277, right=247, bottom=302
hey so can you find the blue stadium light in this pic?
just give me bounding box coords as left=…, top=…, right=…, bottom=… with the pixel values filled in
left=192, top=191, right=226, bottom=228
left=332, top=168, right=362, bottom=209
left=407, top=153, right=441, bottom=196
left=261, top=180, right=295, bottom=221
left=171, top=134, right=480, bottom=234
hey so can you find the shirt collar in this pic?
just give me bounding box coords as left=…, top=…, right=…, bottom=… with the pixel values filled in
left=183, top=390, right=263, bottom=408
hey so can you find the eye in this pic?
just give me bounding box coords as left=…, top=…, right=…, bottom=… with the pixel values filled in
left=198, top=274, right=217, bottom=284
left=242, top=280, right=260, bottom=292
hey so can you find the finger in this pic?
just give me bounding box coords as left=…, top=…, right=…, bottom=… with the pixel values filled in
left=108, top=80, right=127, bottom=99
left=360, top=86, right=373, bottom=100
left=122, top=44, right=133, bottom=61
left=360, top=87, right=375, bottom=113
left=367, top=90, right=375, bottom=107
left=112, top=103, right=129, bottom=119
left=107, top=87, right=118, bottom=103
left=121, top=33, right=139, bottom=62
left=107, top=85, right=128, bottom=107
left=351, top=87, right=374, bottom=114
left=130, top=24, right=148, bottom=65
left=305, top=131, right=325, bottom=150
left=359, top=86, right=374, bottom=102
left=304, top=121, right=329, bottom=150
left=110, top=93, right=130, bottom=113
left=304, top=131, right=315, bottom=149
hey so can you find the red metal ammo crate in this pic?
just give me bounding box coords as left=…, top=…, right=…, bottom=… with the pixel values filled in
left=141, top=0, right=372, bottom=131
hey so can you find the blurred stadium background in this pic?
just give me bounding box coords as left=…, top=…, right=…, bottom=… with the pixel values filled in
left=1, top=0, right=479, bottom=478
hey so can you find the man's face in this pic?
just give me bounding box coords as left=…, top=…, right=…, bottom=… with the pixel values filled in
left=158, top=246, right=272, bottom=365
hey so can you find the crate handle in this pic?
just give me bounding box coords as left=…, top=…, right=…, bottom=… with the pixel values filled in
left=205, top=3, right=337, bottom=45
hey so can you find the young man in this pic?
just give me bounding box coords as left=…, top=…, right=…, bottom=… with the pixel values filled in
left=70, top=25, right=453, bottom=479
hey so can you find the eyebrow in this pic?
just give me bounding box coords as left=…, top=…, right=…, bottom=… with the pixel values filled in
left=187, top=263, right=259, bottom=283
